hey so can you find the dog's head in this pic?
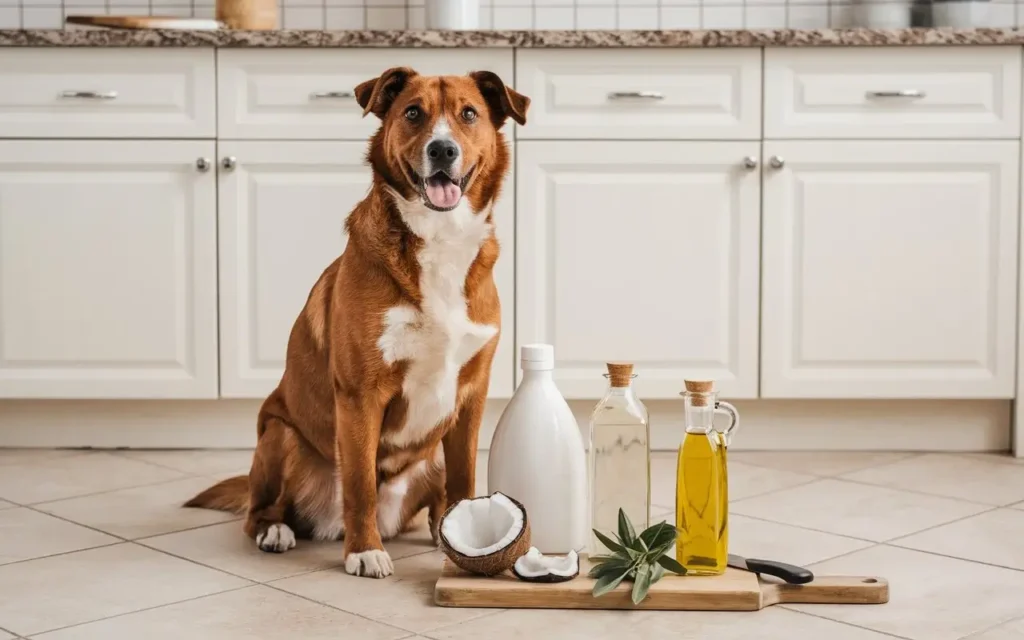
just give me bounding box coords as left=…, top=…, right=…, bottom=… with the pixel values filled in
left=355, top=67, right=529, bottom=214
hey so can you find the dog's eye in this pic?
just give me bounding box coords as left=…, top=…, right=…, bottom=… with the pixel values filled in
left=461, top=107, right=477, bottom=123
left=404, top=106, right=421, bottom=121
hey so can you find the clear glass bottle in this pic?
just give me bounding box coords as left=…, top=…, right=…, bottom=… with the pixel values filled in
left=675, top=380, right=739, bottom=576
left=588, top=362, right=650, bottom=555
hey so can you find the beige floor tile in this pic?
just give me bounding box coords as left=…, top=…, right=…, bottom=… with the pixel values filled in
left=732, top=479, right=988, bottom=542
left=119, top=450, right=255, bottom=476
left=0, top=453, right=184, bottom=504
left=970, top=617, right=1024, bottom=639
left=0, top=543, right=249, bottom=636
left=33, top=585, right=407, bottom=640
left=650, top=453, right=816, bottom=509
left=963, top=452, right=1024, bottom=466
left=729, top=451, right=917, bottom=477
left=0, top=628, right=14, bottom=639
left=141, top=520, right=434, bottom=583
left=0, top=499, right=15, bottom=510
left=727, top=514, right=874, bottom=567
left=427, top=606, right=893, bottom=640
left=35, top=477, right=238, bottom=540
left=272, top=550, right=494, bottom=634
left=843, top=454, right=1024, bottom=506
left=894, top=508, right=1024, bottom=570
left=1011, top=502, right=1024, bottom=511
left=0, top=508, right=118, bottom=566
left=785, top=545, right=1024, bottom=640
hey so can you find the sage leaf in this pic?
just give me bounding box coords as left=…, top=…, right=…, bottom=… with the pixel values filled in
left=631, top=564, right=653, bottom=605
left=592, top=568, right=630, bottom=598
left=639, top=521, right=675, bottom=549
left=651, top=563, right=666, bottom=584
left=618, top=509, right=636, bottom=547
left=592, top=530, right=626, bottom=555
left=657, top=554, right=688, bottom=575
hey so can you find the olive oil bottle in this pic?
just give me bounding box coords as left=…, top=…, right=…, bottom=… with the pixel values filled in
left=675, top=380, right=739, bottom=576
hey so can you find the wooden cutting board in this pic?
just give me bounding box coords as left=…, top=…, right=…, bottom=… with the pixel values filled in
left=435, top=559, right=888, bottom=611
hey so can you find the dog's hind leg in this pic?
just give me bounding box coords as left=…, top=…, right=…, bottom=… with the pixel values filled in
left=244, top=415, right=298, bottom=553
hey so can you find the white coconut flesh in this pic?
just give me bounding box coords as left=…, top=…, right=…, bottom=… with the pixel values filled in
left=513, top=547, right=580, bottom=578
left=440, top=492, right=525, bottom=557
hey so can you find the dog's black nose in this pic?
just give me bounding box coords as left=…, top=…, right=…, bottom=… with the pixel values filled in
left=427, top=139, right=459, bottom=163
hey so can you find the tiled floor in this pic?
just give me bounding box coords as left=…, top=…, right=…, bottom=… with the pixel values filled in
left=1, top=449, right=1023, bottom=639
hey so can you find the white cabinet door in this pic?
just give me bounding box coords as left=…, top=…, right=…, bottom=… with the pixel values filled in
left=0, top=141, right=218, bottom=398
left=516, top=141, right=761, bottom=399
left=761, top=141, right=1019, bottom=399
left=217, top=141, right=515, bottom=399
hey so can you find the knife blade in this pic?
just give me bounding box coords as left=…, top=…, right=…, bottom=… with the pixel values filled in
left=728, top=554, right=814, bottom=585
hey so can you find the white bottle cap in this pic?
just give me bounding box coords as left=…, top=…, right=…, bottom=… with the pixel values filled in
left=520, top=343, right=554, bottom=370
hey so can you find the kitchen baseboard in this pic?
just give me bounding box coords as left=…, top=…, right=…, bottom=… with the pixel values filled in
left=0, top=398, right=1013, bottom=455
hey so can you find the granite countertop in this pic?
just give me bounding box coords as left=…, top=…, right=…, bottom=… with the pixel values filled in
left=0, top=27, right=1022, bottom=48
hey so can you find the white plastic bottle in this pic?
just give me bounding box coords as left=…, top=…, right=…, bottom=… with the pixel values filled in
left=487, top=344, right=587, bottom=554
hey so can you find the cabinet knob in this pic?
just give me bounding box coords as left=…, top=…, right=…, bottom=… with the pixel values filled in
left=221, top=156, right=238, bottom=171
left=195, top=158, right=211, bottom=172
left=743, top=156, right=758, bottom=170
left=769, top=155, right=785, bottom=169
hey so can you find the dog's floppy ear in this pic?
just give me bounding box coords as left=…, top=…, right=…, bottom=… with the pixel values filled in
left=470, top=70, right=530, bottom=127
left=355, top=67, right=418, bottom=119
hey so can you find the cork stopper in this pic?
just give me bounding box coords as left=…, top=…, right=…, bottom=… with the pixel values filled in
left=606, top=363, right=634, bottom=387
left=684, top=379, right=715, bottom=407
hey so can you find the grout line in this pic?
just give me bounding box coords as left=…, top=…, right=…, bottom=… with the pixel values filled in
left=723, top=510, right=882, bottom=544
left=131, top=517, right=245, bottom=543
left=260, top=580, right=422, bottom=636
left=882, top=538, right=1024, bottom=575
left=779, top=606, right=915, bottom=639
left=23, top=583, right=255, bottom=637
left=964, top=614, right=1024, bottom=639
left=724, top=451, right=922, bottom=478
left=0, top=540, right=124, bottom=570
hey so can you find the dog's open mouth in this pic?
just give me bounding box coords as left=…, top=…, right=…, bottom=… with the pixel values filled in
left=409, top=168, right=473, bottom=212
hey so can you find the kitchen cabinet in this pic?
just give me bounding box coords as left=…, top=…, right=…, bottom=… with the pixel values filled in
left=760, top=140, right=1020, bottom=399
left=217, top=140, right=516, bottom=399
left=516, top=141, right=761, bottom=399
left=0, top=140, right=218, bottom=398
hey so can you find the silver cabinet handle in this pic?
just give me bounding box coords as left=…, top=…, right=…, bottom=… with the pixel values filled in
left=608, top=91, right=664, bottom=100
left=60, top=90, right=118, bottom=100
left=195, top=158, right=211, bottom=172
left=743, top=156, right=758, bottom=170
left=769, top=155, right=785, bottom=169
left=221, top=156, right=237, bottom=171
left=310, top=91, right=354, bottom=100
left=866, top=90, right=925, bottom=99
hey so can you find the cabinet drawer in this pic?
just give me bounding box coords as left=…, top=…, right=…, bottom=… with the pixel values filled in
left=0, top=49, right=215, bottom=139
left=218, top=49, right=514, bottom=140
left=764, top=47, right=1022, bottom=139
left=515, top=49, right=761, bottom=140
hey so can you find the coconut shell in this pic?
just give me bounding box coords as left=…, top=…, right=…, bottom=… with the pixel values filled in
left=438, top=492, right=532, bottom=576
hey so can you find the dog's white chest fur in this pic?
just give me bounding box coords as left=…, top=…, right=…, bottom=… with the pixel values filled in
left=377, top=197, right=498, bottom=448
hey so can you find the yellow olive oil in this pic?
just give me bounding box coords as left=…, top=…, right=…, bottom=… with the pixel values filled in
left=717, top=431, right=729, bottom=568
left=675, top=430, right=726, bottom=575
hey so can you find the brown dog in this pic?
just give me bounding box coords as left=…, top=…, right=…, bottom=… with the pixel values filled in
left=186, top=67, right=529, bottom=578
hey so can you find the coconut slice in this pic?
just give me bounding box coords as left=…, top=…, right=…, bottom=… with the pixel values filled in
left=511, top=547, right=580, bottom=583
left=438, top=492, right=531, bottom=576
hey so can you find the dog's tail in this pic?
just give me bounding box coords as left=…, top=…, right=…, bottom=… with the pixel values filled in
left=184, top=475, right=249, bottom=515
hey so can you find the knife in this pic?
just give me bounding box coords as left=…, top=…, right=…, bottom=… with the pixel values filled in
left=728, top=554, right=814, bottom=585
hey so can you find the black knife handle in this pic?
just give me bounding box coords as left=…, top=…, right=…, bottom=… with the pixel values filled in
left=744, top=557, right=814, bottom=585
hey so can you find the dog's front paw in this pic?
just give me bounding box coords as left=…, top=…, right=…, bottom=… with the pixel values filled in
left=256, top=523, right=297, bottom=553
left=344, top=549, right=394, bottom=578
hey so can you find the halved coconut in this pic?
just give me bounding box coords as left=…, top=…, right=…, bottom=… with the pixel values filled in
left=438, top=492, right=531, bottom=576
left=512, top=547, right=580, bottom=583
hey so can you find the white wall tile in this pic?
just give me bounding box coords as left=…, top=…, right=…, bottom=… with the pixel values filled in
left=535, top=6, right=574, bottom=27
left=406, top=4, right=424, bottom=26
left=325, top=6, right=364, bottom=25
left=22, top=5, right=61, bottom=26
left=366, top=5, right=405, bottom=26
left=659, top=5, right=699, bottom=26
left=576, top=5, right=616, bottom=26
left=787, top=3, right=826, bottom=26
left=987, top=1, right=1016, bottom=26
left=618, top=5, right=657, bottom=26
left=0, top=6, right=19, bottom=26
left=492, top=5, right=531, bottom=26
left=283, top=5, right=324, bottom=26
left=703, top=5, right=743, bottom=26
left=746, top=4, right=785, bottom=26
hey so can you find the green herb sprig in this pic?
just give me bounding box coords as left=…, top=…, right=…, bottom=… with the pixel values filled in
left=589, top=509, right=687, bottom=605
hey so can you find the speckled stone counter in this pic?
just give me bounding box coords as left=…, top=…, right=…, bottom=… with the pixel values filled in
left=1, top=27, right=1023, bottom=48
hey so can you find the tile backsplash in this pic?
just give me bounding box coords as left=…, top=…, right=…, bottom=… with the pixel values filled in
left=1, top=0, right=1021, bottom=31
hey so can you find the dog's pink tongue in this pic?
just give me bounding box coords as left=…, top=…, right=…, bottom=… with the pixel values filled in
left=425, top=180, right=462, bottom=209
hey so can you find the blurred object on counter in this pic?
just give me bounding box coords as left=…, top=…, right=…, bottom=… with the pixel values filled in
left=65, top=15, right=223, bottom=29
left=426, top=0, right=480, bottom=29
left=218, top=0, right=278, bottom=29
left=931, top=0, right=990, bottom=27
left=852, top=0, right=914, bottom=26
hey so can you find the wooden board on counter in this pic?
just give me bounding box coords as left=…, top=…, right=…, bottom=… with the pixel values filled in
left=434, top=558, right=888, bottom=611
